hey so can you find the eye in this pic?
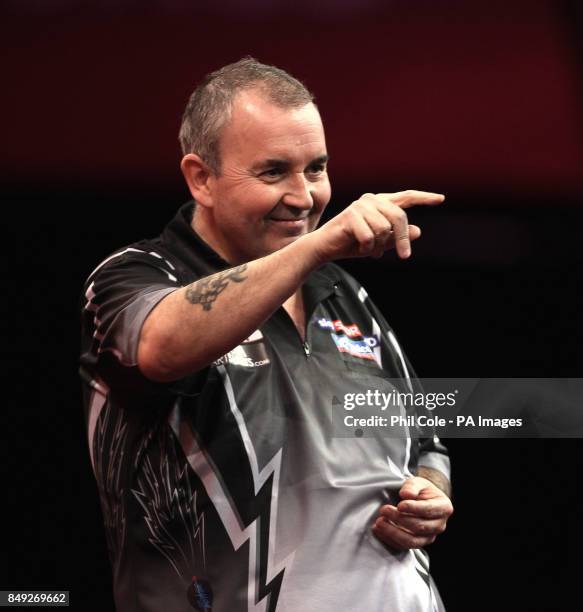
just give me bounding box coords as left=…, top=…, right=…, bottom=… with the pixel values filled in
left=261, top=167, right=285, bottom=179
left=306, top=163, right=326, bottom=176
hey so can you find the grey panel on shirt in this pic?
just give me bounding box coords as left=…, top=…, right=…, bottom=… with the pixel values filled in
left=99, top=286, right=179, bottom=366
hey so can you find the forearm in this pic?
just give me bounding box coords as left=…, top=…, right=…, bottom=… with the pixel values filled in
left=137, top=189, right=446, bottom=382
left=137, top=231, right=323, bottom=381
left=416, top=466, right=452, bottom=498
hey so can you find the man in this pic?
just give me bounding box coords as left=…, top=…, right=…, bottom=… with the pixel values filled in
left=80, top=57, right=453, bottom=612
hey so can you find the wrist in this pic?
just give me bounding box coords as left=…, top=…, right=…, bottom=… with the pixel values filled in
left=286, top=230, right=330, bottom=271
left=416, top=466, right=452, bottom=498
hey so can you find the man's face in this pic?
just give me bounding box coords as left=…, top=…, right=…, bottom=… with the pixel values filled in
left=205, top=90, right=331, bottom=263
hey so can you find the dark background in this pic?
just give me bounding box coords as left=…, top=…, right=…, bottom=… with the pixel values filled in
left=1, top=1, right=581, bottom=610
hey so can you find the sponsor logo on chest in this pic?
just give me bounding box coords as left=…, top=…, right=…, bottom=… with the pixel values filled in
left=213, top=330, right=271, bottom=368
left=316, top=317, right=379, bottom=360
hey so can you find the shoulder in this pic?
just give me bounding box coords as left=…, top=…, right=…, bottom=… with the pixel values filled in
left=84, top=239, right=180, bottom=288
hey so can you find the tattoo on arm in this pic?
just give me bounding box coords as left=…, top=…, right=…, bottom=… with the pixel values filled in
left=185, top=264, right=248, bottom=311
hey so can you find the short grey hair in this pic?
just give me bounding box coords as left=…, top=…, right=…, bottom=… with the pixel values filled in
left=178, top=57, right=315, bottom=174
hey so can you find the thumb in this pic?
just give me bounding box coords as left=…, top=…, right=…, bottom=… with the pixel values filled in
left=399, top=476, right=433, bottom=500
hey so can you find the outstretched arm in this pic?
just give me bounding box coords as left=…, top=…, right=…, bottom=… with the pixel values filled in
left=137, top=190, right=444, bottom=381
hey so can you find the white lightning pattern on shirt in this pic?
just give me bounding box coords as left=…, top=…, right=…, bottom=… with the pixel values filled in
left=170, top=366, right=294, bottom=612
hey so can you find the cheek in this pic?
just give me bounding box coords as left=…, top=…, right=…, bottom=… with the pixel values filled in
left=236, top=186, right=281, bottom=221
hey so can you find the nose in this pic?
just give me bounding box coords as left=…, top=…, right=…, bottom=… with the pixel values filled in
left=281, top=172, right=314, bottom=211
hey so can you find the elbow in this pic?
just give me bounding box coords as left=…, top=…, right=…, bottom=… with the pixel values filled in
left=137, top=332, right=208, bottom=382
left=137, top=336, right=180, bottom=382
left=137, top=305, right=188, bottom=382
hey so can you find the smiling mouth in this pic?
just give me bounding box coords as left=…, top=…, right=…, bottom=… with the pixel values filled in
left=266, top=217, right=310, bottom=235
left=269, top=217, right=307, bottom=222
left=267, top=217, right=308, bottom=226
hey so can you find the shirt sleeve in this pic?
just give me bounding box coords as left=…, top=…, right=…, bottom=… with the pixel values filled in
left=81, top=247, right=181, bottom=373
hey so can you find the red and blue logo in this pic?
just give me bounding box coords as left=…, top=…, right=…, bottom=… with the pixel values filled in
left=330, top=333, right=376, bottom=361
left=317, top=317, right=379, bottom=360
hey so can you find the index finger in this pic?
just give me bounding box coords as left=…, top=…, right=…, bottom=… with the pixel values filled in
left=378, top=190, right=445, bottom=209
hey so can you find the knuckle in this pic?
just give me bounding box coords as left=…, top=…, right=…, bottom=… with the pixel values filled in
left=359, top=239, right=375, bottom=254
left=362, top=229, right=375, bottom=243
left=346, top=209, right=363, bottom=226
left=409, top=520, right=424, bottom=534
left=346, top=206, right=361, bottom=220
left=393, top=209, right=407, bottom=223
left=357, top=193, right=375, bottom=207
left=419, top=522, right=431, bottom=535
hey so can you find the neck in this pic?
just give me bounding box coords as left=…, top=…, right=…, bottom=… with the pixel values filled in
left=191, top=205, right=239, bottom=264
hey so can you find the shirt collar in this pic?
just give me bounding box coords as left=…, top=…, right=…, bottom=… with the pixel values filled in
left=161, top=201, right=230, bottom=279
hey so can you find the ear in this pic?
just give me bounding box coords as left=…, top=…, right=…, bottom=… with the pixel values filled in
left=180, top=153, right=215, bottom=208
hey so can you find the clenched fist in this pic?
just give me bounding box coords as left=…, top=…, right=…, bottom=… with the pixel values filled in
left=373, top=476, right=453, bottom=550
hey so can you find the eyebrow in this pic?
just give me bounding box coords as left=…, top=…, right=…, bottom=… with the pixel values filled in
left=251, top=154, right=329, bottom=171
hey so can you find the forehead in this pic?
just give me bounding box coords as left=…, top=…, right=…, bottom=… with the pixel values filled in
left=218, top=90, right=327, bottom=163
